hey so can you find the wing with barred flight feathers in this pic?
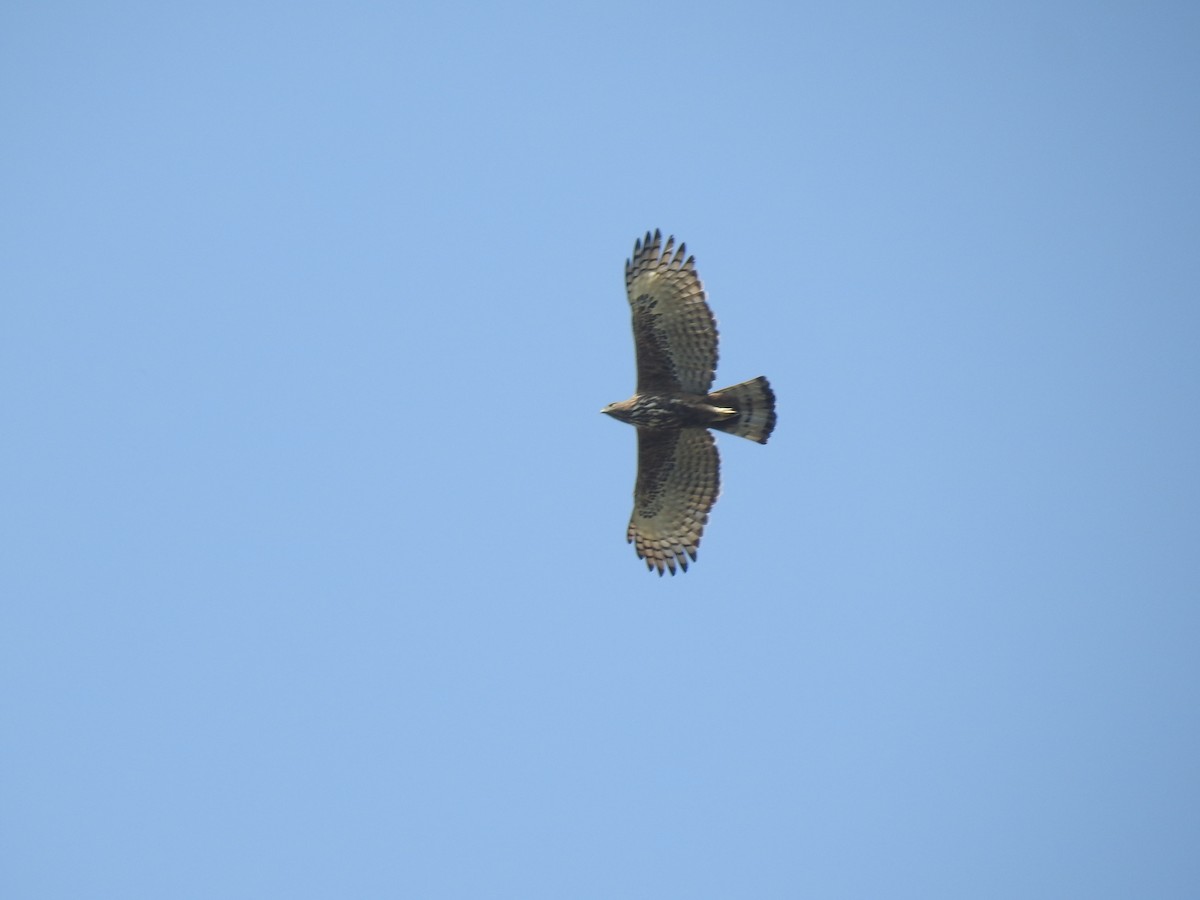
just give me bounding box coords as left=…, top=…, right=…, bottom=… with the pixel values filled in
left=627, top=428, right=720, bottom=575
left=625, top=229, right=718, bottom=395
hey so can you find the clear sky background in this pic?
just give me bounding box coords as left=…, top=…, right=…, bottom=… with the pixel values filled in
left=3, top=2, right=1198, bottom=897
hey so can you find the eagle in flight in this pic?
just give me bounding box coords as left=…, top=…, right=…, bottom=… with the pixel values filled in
left=603, top=230, right=776, bottom=575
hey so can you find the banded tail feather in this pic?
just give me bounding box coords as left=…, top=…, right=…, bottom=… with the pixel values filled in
left=709, top=376, right=777, bottom=444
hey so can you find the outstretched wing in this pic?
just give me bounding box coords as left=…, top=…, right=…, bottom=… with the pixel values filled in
left=625, top=229, right=718, bottom=395
left=627, top=427, right=720, bottom=576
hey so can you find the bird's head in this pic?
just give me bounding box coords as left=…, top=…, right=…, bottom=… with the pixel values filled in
left=600, top=398, right=634, bottom=423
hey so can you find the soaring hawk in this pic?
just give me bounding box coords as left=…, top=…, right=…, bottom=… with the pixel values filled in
left=602, top=230, right=776, bottom=575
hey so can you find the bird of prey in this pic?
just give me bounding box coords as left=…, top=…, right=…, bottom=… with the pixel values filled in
left=602, top=230, right=776, bottom=575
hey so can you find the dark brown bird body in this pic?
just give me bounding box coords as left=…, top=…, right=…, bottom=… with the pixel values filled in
left=602, top=394, right=732, bottom=431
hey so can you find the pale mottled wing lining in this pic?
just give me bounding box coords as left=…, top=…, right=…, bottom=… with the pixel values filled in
left=627, top=427, right=720, bottom=575
left=625, top=229, right=718, bottom=395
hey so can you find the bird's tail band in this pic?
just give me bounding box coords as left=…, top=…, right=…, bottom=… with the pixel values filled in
left=709, top=376, right=777, bottom=444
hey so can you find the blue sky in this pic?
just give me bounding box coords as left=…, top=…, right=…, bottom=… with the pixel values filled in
left=3, top=1, right=1198, bottom=897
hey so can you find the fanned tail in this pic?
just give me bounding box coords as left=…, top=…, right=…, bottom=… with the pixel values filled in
left=709, top=376, right=777, bottom=444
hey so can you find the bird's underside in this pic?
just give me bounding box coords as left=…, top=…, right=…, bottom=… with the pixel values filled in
left=603, top=230, right=776, bottom=575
